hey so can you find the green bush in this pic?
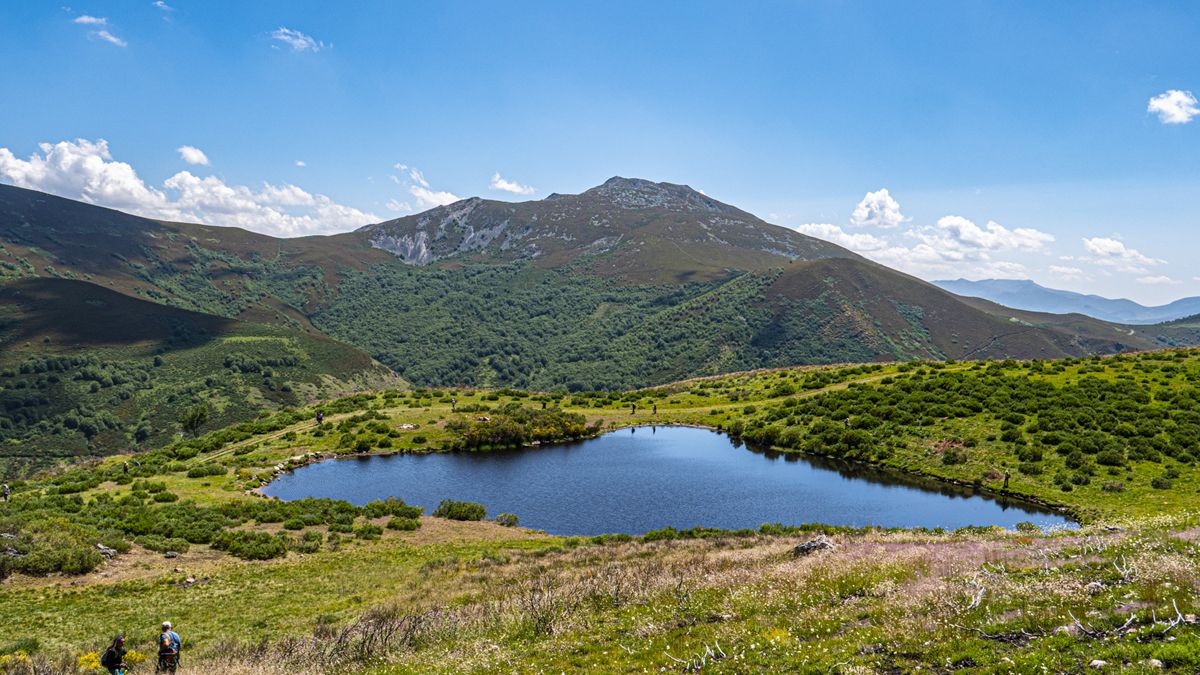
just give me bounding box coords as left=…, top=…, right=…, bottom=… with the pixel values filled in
left=211, top=530, right=287, bottom=560
left=494, top=513, right=519, bottom=527
left=432, top=500, right=486, bottom=521
left=187, top=464, right=227, bottom=478
left=354, top=524, right=383, bottom=540
left=386, top=517, right=421, bottom=531
left=134, top=535, right=191, bottom=554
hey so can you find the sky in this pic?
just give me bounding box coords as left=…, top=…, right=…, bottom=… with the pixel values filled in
left=0, top=2, right=1198, bottom=304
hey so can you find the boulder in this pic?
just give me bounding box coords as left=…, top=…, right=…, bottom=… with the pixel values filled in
left=164, top=551, right=180, bottom=559
left=792, top=535, right=835, bottom=557
left=1089, top=660, right=1108, bottom=670
left=95, top=543, right=118, bottom=559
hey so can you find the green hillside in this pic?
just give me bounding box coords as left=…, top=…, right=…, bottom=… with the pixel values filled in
left=2, top=182, right=1198, bottom=398
left=0, top=277, right=402, bottom=476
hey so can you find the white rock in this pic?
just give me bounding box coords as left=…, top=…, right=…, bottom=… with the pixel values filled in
left=1089, top=660, right=1107, bottom=669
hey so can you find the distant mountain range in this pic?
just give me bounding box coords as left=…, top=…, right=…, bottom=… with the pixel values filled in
left=933, top=278, right=1200, bottom=325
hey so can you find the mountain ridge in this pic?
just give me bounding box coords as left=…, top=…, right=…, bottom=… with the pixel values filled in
left=934, top=278, right=1200, bottom=324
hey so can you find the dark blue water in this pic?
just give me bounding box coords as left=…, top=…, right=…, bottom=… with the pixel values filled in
left=263, top=426, right=1073, bottom=534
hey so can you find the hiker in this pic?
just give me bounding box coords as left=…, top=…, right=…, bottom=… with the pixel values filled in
left=101, top=634, right=128, bottom=675
left=631, top=403, right=637, bottom=415
left=315, top=411, right=324, bottom=425
left=1003, top=468, right=1011, bottom=490
left=451, top=398, right=458, bottom=412
left=652, top=404, right=657, bottom=415
left=1, top=483, right=9, bottom=502
left=157, top=621, right=182, bottom=673
left=123, top=461, right=129, bottom=475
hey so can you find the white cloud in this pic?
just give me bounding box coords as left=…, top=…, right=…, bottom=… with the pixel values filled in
left=1148, top=90, right=1199, bottom=125
left=294, top=160, right=306, bottom=168
left=1081, top=237, right=1164, bottom=272
left=913, top=216, right=1054, bottom=253
left=271, top=27, right=326, bottom=52
left=389, top=164, right=460, bottom=209
left=409, top=185, right=460, bottom=209
left=0, top=138, right=378, bottom=236
left=153, top=1, right=173, bottom=10
left=94, top=30, right=127, bottom=47
left=176, top=145, right=209, bottom=166
left=489, top=172, right=535, bottom=195
left=386, top=199, right=413, bottom=213
left=74, top=15, right=107, bottom=25
left=850, top=188, right=907, bottom=229
left=1049, top=265, right=1086, bottom=280
left=793, top=223, right=889, bottom=252
left=1136, top=275, right=1179, bottom=285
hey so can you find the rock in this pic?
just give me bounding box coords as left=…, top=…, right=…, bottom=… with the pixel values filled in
left=1103, top=525, right=1123, bottom=532
left=0, top=533, right=16, bottom=540
left=1085, top=581, right=1106, bottom=595
left=164, top=551, right=180, bottom=559
left=185, top=576, right=195, bottom=584
left=95, top=543, right=118, bottom=559
left=1145, top=659, right=1163, bottom=669
left=792, top=535, right=835, bottom=557
left=1089, top=660, right=1108, bottom=669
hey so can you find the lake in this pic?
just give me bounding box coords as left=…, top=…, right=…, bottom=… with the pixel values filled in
left=262, top=426, right=1074, bottom=534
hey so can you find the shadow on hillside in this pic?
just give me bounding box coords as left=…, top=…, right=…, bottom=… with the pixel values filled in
left=0, top=277, right=236, bottom=351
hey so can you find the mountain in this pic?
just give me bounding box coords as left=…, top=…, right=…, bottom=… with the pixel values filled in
left=1, top=179, right=1196, bottom=400
left=934, top=278, right=1200, bottom=324
left=358, top=177, right=856, bottom=284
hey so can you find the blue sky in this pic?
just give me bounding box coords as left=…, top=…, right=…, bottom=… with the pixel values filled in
left=0, top=1, right=1198, bottom=303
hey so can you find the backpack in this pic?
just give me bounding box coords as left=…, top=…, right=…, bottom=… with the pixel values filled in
left=100, top=647, right=120, bottom=668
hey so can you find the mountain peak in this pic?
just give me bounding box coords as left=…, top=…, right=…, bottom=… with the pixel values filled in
left=582, top=176, right=737, bottom=214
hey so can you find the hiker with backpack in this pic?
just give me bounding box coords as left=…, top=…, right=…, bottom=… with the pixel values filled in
left=1, top=483, right=9, bottom=502
left=100, top=635, right=128, bottom=674
left=156, top=621, right=181, bottom=673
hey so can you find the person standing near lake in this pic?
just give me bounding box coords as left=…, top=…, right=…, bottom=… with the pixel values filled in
left=156, top=621, right=181, bottom=673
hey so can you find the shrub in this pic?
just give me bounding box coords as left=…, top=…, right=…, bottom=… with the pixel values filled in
left=1151, top=476, right=1174, bottom=490
left=282, top=518, right=306, bottom=531
left=1101, top=481, right=1126, bottom=493
left=152, top=491, right=179, bottom=503
left=495, top=513, right=519, bottom=527
left=187, top=464, right=227, bottom=478
left=1014, top=521, right=1040, bottom=533
left=211, top=531, right=287, bottom=560
left=134, top=535, right=191, bottom=554
left=432, top=500, right=486, bottom=521
left=386, top=517, right=421, bottom=531
left=354, top=524, right=383, bottom=540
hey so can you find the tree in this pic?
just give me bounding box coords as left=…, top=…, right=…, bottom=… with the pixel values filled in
left=181, top=404, right=210, bottom=437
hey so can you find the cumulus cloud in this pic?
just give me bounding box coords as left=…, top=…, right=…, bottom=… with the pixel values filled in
left=409, top=186, right=460, bottom=208
left=1148, top=90, right=1199, bottom=125
left=489, top=172, right=535, bottom=195
left=73, top=15, right=107, bottom=25
left=153, top=1, right=173, bottom=11
left=915, top=216, right=1054, bottom=252
left=793, top=223, right=889, bottom=252
left=271, top=27, right=326, bottom=52
left=294, top=160, right=306, bottom=168
left=390, top=164, right=460, bottom=209
left=849, top=188, right=907, bottom=229
left=1136, top=275, right=1179, bottom=285
left=0, top=138, right=378, bottom=236
left=1081, top=237, right=1164, bottom=272
left=176, top=145, right=209, bottom=166
left=385, top=199, right=413, bottom=213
